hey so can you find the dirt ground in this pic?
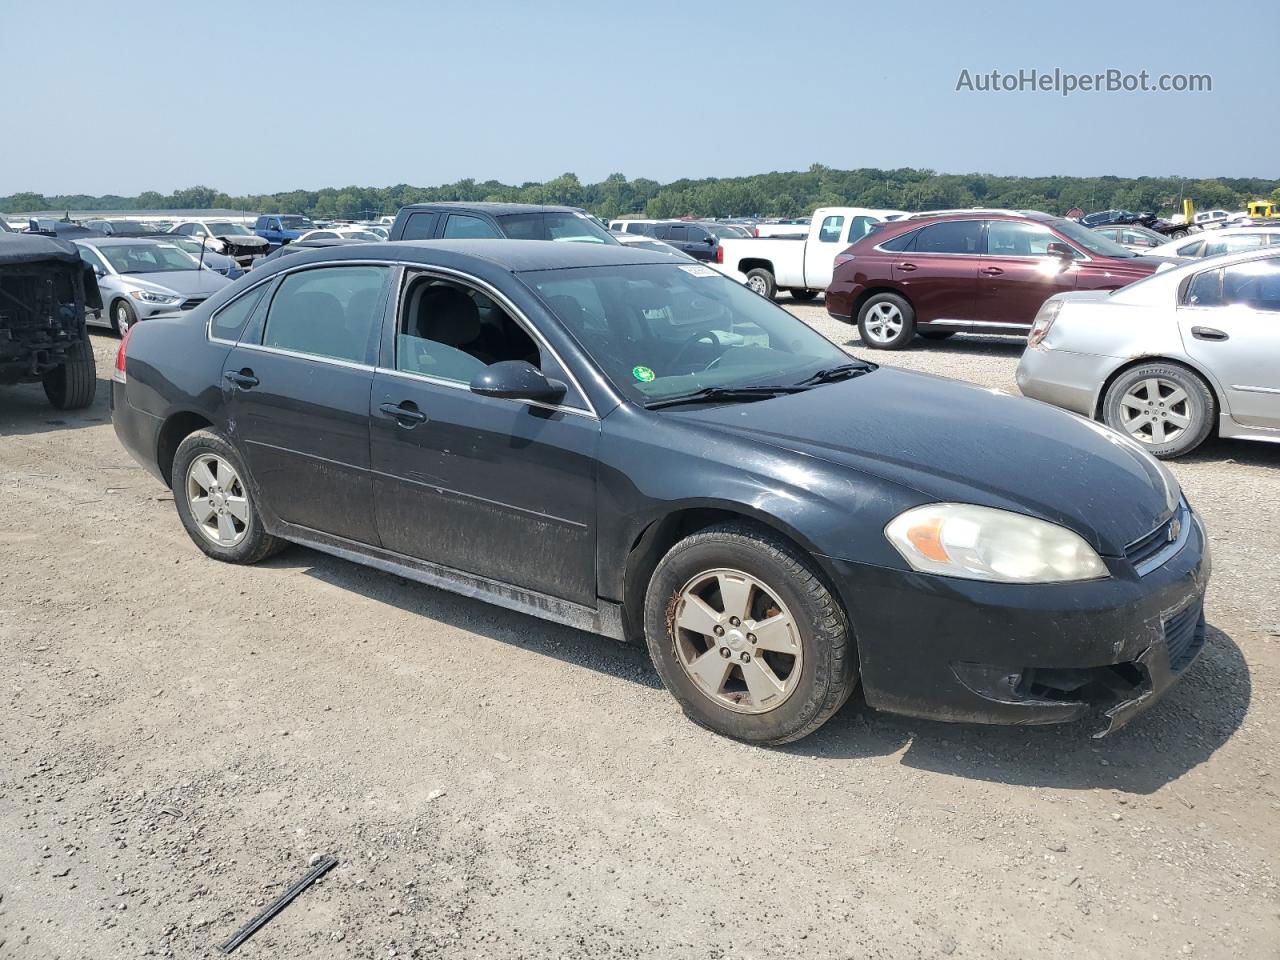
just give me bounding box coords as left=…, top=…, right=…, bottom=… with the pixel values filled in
left=2, top=309, right=1278, bottom=960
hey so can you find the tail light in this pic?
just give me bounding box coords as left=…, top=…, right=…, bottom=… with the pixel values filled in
left=833, top=253, right=855, bottom=269
left=113, top=326, right=133, bottom=384
left=714, top=245, right=724, bottom=264
left=1027, top=300, right=1062, bottom=347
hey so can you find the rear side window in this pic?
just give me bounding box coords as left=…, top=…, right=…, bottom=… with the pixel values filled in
left=211, top=283, right=269, bottom=341
left=400, top=212, right=438, bottom=241
left=442, top=214, right=500, bottom=239
left=262, top=265, right=388, bottom=363
left=818, top=216, right=845, bottom=242
left=1222, top=258, right=1280, bottom=312
left=915, top=220, right=983, bottom=254
left=847, top=216, right=876, bottom=242
left=1177, top=240, right=1204, bottom=256
left=652, top=224, right=670, bottom=240
left=1204, top=234, right=1268, bottom=257
left=878, top=230, right=918, bottom=252
left=1185, top=268, right=1222, bottom=306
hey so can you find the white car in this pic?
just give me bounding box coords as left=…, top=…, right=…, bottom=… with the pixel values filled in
left=1191, top=209, right=1232, bottom=230
left=1017, top=247, right=1280, bottom=457
left=295, top=228, right=383, bottom=242
left=169, top=220, right=269, bottom=268
left=713, top=207, right=908, bottom=300
left=1146, top=226, right=1280, bottom=260
left=608, top=219, right=661, bottom=236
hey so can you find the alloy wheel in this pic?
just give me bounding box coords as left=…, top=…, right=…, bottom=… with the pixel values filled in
left=115, top=303, right=131, bottom=334
left=671, top=568, right=803, bottom=715
left=746, top=275, right=769, bottom=296
left=1119, top=377, right=1192, bottom=446
left=186, top=454, right=250, bottom=547
left=863, top=302, right=904, bottom=344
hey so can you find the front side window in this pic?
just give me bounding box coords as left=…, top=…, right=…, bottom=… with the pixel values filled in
left=1221, top=258, right=1280, bottom=312
left=279, top=216, right=314, bottom=230
left=211, top=283, right=270, bottom=341
left=77, top=245, right=110, bottom=273
left=818, top=216, right=845, bottom=243
left=443, top=214, right=501, bottom=239
left=915, top=220, right=983, bottom=254
left=261, top=265, right=388, bottom=363
left=986, top=220, right=1060, bottom=257
left=526, top=263, right=853, bottom=405
left=396, top=274, right=539, bottom=383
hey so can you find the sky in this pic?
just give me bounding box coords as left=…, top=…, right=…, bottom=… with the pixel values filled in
left=2, top=0, right=1276, bottom=197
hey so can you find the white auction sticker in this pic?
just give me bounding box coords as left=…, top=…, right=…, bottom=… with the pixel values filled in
left=678, top=265, right=717, bottom=278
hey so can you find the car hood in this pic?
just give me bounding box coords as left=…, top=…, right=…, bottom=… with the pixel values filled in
left=671, top=367, right=1175, bottom=555
left=126, top=270, right=232, bottom=297
left=216, top=234, right=268, bottom=248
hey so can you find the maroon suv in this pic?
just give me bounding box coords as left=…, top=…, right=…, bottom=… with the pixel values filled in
left=825, top=211, right=1180, bottom=349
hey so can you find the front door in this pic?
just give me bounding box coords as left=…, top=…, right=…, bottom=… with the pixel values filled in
left=1179, top=256, right=1280, bottom=430
left=368, top=270, right=599, bottom=605
left=892, top=219, right=984, bottom=323
left=979, top=219, right=1078, bottom=328
left=222, top=263, right=391, bottom=544
left=803, top=213, right=848, bottom=291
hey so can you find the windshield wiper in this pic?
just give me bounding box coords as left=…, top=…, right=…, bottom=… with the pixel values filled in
left=643, top=385, right=810, bottom=410
left=795, top=362, right=875, bottom=386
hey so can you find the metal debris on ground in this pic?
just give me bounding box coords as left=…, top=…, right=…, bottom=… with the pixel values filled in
left=217, top=854, right=338, bottom=954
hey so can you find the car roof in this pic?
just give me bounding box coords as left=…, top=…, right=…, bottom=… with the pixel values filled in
left=1156, top=245, right=1280, bottom=276
left=74, top=236, right=176, bottom=247
left=396, top=202, right=585, bottom=216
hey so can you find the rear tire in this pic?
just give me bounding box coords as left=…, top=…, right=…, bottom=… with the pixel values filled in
left=644, top=521, right=857, bottom=745
left=41, top=338, right=97, bottom=410
left=745, top=268, right=776, bottom=300
left=856, top=292, right=915, bottom=350
left=1101, top=362, right=1215, bottom=459
left=789, top=289, right=819, bottom=302
left=1170, top=229, right=1189, bottom=240
left=112, top=299, right=136, bottom=336
left=172, top=429, right=286, bottom=564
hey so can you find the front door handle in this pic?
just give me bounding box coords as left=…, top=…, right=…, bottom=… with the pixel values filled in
left=379, top=401, right=428, bottom=426
left=980, top=266, right=1004, bottom=276
left=897, top=262, right=917, bottom=272
left=224, top=369, right=259, bottom=389
left=1190, top=326, right=1229, bottom=342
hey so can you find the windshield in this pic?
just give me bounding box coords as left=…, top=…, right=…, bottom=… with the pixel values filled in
left=207, top=221, right=252, bottom=235
left=525, top=263, right=855, bottom=404
left=280, top=216, right=314, bottom=230
left=500, top=211, right=616, bottom=244
left=100, top=243, right=198, bottom=274
left=1051, top=218, right=1136, bottom=258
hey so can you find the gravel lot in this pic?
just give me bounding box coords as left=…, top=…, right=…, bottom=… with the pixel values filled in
left=2, top=302, right=1278, bottom=960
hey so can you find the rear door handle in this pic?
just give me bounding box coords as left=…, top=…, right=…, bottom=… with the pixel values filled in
left=896, top=262, right=917, bottom=272
left=224, top=369, right=259, bottom=389
left=1190, top=326, right=1229, bottom=342
left=379, top=401, right=428, bottom=426
left=980, top=267, right=1004, bottom=276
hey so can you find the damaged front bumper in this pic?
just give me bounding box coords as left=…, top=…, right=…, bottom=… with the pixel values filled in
left=824, top=510, right=1210, bottom=735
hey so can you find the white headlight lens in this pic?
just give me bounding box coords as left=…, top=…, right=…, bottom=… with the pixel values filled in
left=130, top=289, right=180, bottom=304
left=885, top=503, right=1108, bottom=583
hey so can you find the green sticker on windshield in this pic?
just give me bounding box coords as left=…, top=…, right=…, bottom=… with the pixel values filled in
left=632, top=365, right=656, bottom=383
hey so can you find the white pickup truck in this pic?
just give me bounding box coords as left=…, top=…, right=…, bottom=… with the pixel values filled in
left=712, top=207, right=906, bottom=300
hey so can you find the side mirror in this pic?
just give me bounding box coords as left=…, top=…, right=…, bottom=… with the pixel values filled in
left=705, top=236, right=716, bottom=245
left=469, top=360, right=566, bottom=403
left=1046, top=241, right=1074, bottom=260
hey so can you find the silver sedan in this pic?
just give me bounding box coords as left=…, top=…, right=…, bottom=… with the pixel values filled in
left=1017, top=248, right=1280, bottom=458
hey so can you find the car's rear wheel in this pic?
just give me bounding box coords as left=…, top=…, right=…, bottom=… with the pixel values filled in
left=1102, top=362, right=1215, bottom=459
left=789, top=288, right=819, bottom=302
left=745, top=268, right=776, bottom=300
left=857, top=293, right=915, bottom=349
left=112, top=299, right=136, bottom=336
left=1170, top=229, right=1189, bottom=240
left=644, top=522, right=857, bottom=745
left=172, top=429, right=285, bottom=563
left=41, top=338, right=97, bottom=410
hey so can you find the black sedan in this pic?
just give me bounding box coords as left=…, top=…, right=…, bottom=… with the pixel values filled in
left=111, top=241, right=1210, bottom=744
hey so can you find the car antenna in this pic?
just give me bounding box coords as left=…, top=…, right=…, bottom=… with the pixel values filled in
left=198, top=234, right=207, bottom=272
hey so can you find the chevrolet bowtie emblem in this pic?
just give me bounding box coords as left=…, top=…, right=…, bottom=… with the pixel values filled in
left=1167, top=517, right=1182, bottom=543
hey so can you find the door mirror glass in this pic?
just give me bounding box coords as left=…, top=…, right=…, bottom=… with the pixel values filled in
left=1046, top=241, right=1074, bottom=260
left=469, top=360, right=566, bottom=402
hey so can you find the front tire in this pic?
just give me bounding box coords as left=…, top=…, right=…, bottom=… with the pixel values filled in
left=172, top=429, right=285, bottom=563
left=112, top=299, right=137, bottom=336
left=1102, top=362, right=1215, bottom=458
left=644, top=522, right=857, bottom=745
left=856, top=293, right=915, bottom=349
left=42, top=338, right=97, bottom=410
left=745, top=268, right=776, bottom=300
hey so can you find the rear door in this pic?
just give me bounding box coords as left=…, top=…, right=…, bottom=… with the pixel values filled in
left=221, top=263, right=391, bottom=544
left=891, top=219, right=983, bottom=323
left=1178, top=256, right=1280, bottom=429
left=978, top=219, right=1079, bottom=328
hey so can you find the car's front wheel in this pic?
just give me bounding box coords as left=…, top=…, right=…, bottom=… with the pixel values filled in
left=112, top=299, right=137, bottom=336
left=644, top=522, right=857, bottom=745
left=1102, top=362, right=1215, bottom=458
left=172, top=429, right=285, bottom=563
left=857, top=293, right=915, bottom=349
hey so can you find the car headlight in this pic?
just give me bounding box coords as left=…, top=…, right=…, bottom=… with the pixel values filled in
left=885, top=503, right=1108, bottom=583
left=129, top=289, right=180, bottom=304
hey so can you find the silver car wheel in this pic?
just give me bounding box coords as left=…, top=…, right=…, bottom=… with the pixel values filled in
left=746, top=274, right=769, bottom=296
left=1119, top=377, right=1192, bottom=446
left=186, top=454, right=250, bottom=547
left=671, top=567, right=803, bottom=715
left=115, top=303, right=131, bottom=334
left=864, top=302, right=904, bottom=344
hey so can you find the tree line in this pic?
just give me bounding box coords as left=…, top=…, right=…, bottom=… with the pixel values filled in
left=5, top=166, right=1278, bottom=221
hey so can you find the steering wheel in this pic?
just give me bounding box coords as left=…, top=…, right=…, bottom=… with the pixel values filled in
left=668, top=328, right=723, bottom=370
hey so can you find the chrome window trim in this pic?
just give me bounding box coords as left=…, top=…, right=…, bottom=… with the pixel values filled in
left=873, top=218, right=1093, bottom=262
left=233, top=342, right=377, bottom=372
left=374, top=366, right=597, bottom=420
left=392, top=263, right=604, bottom=419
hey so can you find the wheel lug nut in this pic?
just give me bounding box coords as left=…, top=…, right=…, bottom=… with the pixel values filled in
left=747, top=634, right=756, bottom=644
left=739, top=652, right=751, bottom=663
left=729, top=617, right=741, bottom=627
left=713, top=625, right=724, bottom=636
left=719, top=647, right=731, bottom=658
